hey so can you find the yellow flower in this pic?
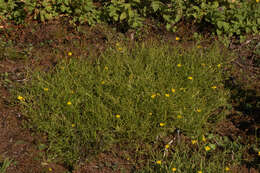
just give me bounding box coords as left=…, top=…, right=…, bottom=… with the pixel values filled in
left=172, top=167, right=177, bottom=172
left=225, top=167, right=230, bottom=171
left=68, top=52, right=72, bottom=56
left=198, top=171, right=202, bottom=173
left=258, top=151, right=260, bottom=156
left=177, top=115, right=182, bottom=119
left=257, top=0, right=259, bottom=3
left=201, top=63, right=206, bottom=67
left=211, top=86, right=217, bottom=89
left=160, top=123, right=165, bottom=127
left=151, top=94, right=156, bottom=99
left=217, top=64, right=221, bottom=68
left=17, top=96, right=25, bottom=101
left=165, top=144, right=170, bottom=149
left=149, top=112, right=153, bottom=115
left=205, top=146, right=211, bottom=151
left=175, top=37, right=180, bottom=41
left=191, top=140, right=197, bottom=144
left=165, top=93, right=170, bottom=97
left=202, top=135, right=206, bottom=142
left=177, top=64, right=182, bottom=67
left=67, top=101, right=72, bottom=105
left=71, top=124, right=75, bottom=127
left=156, top=160, right=162, bottom=165
left=188, top=76, right=193, bottom=80
left=43, top=88, right=49, bottom=91
left=196, top=109, right=201, bottom=113
left=171, top=88, right=176, bottom=93
left=48, top=167, right=53, bottom=171
left=116, top=114, right=120, bottom=118
left=118, top=47, right=123, bottom=51
left=197, top=45, right=202, bottom=48
left=101, top=81, right=105, bottom=85
left=104, top=66, right=108, bottom=70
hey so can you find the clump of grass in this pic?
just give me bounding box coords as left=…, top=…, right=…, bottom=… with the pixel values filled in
left=16, top=42, right=230, bottom=167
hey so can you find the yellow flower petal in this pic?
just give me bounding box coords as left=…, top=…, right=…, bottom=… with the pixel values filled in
left=165, top=93, right=170, bottom=97
left=188, top=76, right=193, bottom=80
left=151, top=94, right=156, bottom=99
left=116, top=114, right=120, bottom=118
left=191, top=140, right=197, bottom=144
left=202, top=135, right=206, bottom=142
left=17, top=96, right=25, bottom=101
left=225, top=167, right=230, bottom=171
left=172, top=167, right=177, bottom=172
left=67, top=101, right=72, bottom=105
left=165, top=144, right=170, bottom=149
left=156, top=160, right=162, bottom=164
left=205, top=146, right=211, bottom=151
left=160, top=123, right=165, bottom=127
left=177, top=64, right=182, bottom=67
left=171, top=88, right=176, bottom=93
left=68, top=52, right=72, bottom=56
left=197, top=109, right=201, bottom=113
left=177, top=115, right=182, bottom=119
left=175, top=37, right=180, bottom=41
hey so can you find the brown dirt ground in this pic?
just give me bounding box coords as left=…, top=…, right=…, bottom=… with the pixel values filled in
left=0, top=19, right=259, bottom=173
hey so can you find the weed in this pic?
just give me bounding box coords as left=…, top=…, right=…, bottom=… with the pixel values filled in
left=14, top=42, right=232, bottom=169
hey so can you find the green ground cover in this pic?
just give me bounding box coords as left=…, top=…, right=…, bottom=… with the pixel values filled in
left=12, top=42, right=249, bottom=172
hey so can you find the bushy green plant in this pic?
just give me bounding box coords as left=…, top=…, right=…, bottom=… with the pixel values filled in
left=15, top=43, right=230, bottom=166
left=0, top=0, right=259, bottom=38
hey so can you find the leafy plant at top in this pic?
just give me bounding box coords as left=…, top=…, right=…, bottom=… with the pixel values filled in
left=0, top=0, right=259, bottom=40
left=103, top=0, right=144, bottom=28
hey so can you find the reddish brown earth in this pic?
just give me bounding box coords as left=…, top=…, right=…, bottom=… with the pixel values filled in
left=0, top=20, right=259, bottom=173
